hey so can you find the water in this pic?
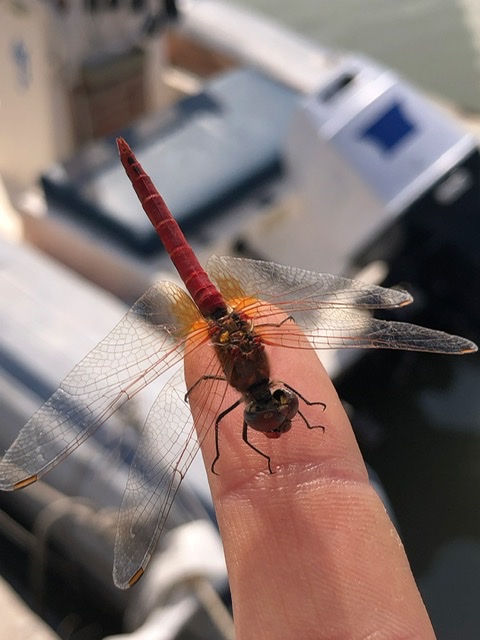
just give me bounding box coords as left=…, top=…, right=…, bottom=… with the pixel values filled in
left=224, top=0, right=480, bottom=111
left=337, top=347, right=480, bottom=637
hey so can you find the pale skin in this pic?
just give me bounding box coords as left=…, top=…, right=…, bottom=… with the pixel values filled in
left=184, top=315, right=436, bottom=640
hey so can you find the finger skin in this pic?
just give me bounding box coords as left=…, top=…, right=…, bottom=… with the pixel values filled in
left=185, top=324, right=436, bottom=640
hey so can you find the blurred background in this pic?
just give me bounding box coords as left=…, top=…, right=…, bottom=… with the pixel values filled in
left=0, top=1, right=479, bottom=638
left=226, top=0, right=480, bottom=111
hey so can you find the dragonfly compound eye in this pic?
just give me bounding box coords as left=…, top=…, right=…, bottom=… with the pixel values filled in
left=272, top=387, right=299, bottom=420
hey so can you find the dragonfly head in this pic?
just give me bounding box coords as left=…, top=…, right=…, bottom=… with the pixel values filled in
left=244, top=385, right=299, bottom=436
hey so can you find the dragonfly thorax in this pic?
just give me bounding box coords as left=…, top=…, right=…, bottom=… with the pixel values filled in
left=243, top=383, right=299, bottom=437
left=210, top=311, right=270, bottom=392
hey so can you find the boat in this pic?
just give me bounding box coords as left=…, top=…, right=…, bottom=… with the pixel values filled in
left=0, top=1, right=479, bottom=638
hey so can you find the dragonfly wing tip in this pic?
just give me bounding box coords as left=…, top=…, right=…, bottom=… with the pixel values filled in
left=13, top=474, right=38, bottom=490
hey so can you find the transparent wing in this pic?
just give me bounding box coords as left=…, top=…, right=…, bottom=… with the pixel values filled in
left=207, top=255, right=413, bottom=309
left=255, top=308, right=477, bottom=354
left=208, top=256, right=477, bottom=355
left=0, top=282, right=205, bottom=490
left=114, top=352, right=228, bottom=589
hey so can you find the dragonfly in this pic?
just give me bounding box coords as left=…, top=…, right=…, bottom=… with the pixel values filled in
left=0, top=137, right=476, bottom=589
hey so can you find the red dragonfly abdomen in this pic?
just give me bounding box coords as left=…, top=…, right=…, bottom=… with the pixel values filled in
left=117, top=138, right=227, bottom=319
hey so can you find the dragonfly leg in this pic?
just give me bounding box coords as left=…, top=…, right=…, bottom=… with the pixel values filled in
left=242, top=421, right=273, bottom=474
left=297, top=409, right=325, bottom=432
left=211, top=398, right=242, bottom=475
left=184, top=374, right=226, bottom=402
left=256, top=315, right=295, bottom=330
left=282, top=382, right=326, bottom=411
